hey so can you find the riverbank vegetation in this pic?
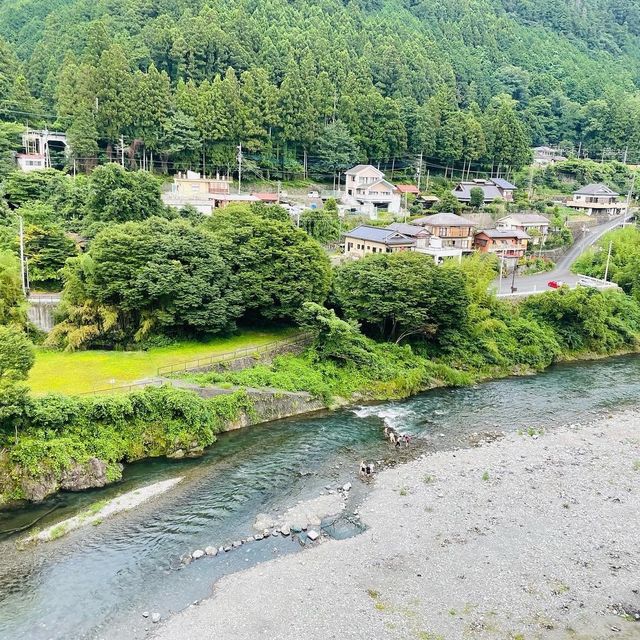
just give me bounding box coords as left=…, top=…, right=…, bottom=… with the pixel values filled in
left=573, top=227, right=640, bottom=301
left=3, top=189, right=640, bottom=506
left=186, top=254, right=640, bottom=403
left=0, top=384, right=254, bottom=505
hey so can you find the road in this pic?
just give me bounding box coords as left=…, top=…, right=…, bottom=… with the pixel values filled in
left=495, top=213, right=632, bottom=295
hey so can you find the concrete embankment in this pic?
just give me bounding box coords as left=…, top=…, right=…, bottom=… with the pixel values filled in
left=153, top=410, right=640, bottom=640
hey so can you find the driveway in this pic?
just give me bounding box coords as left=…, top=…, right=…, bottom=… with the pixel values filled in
left=494, top=213, right=632, bottom=295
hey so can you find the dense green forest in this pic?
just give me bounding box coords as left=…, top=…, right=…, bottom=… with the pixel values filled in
left=1, top=0, right=640, bottom=176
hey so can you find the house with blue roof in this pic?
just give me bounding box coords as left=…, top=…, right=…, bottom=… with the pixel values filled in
left=343, top=225, right=415, bottom=258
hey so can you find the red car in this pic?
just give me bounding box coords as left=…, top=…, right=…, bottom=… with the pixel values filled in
left=547, top=280, right=564, bottom=289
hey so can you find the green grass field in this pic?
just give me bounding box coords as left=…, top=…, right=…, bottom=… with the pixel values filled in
left=28, top=328, right=297, bottom=396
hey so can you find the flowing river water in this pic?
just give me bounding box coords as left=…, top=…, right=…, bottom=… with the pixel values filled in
left=1, top=355, right=639, bottom=639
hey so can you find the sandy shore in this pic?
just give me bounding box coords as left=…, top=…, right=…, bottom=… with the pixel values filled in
left=153, top=411, right=640, bottom=640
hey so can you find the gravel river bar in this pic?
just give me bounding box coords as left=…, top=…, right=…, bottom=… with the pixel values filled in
left=153, top=410, right=640, bottom=640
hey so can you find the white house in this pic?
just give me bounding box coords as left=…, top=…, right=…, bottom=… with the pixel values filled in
left=16, top=129, right=69, bottom=172
left=16, top=153, right=46, bottom=172
left=565, top=183, right=627, bottom=216
left=497, top=213, right=550, bottom=245
left=344, top=164, right=401, bottom=214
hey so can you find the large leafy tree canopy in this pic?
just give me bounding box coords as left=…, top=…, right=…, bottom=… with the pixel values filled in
left=204, top=204, right=333, bottom=322
left=0, top=0, right=639, bottom=170
left=50, top=217, right=243, bottom=348
left=333, top=252, right=470, bottom=344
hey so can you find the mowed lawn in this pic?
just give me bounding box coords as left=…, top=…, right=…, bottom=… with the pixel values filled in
left=28, top=328, right=297, bottom=396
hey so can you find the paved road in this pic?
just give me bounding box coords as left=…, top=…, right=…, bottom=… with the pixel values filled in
left=495, top=214, right=632, bottom=295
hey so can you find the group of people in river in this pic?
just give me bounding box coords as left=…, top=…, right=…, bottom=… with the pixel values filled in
left=360, top=420, right=412, bottom=479
left=383, top=423, right=412, bottom=448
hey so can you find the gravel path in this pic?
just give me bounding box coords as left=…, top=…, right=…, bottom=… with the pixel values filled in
left=153, top=412, right=640, bottom=640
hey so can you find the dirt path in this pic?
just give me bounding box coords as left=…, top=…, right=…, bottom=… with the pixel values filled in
left=153, top=411, right=640, bottom=640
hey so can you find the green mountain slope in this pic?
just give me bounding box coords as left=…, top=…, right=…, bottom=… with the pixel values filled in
left=0, top=0, right=639, bottom=169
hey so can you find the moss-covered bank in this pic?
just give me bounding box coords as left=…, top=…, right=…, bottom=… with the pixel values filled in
left=1, top=386, right=325, bottom=507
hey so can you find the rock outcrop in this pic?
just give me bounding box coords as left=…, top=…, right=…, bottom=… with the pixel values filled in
left=16, top=458, right=123, bottom=503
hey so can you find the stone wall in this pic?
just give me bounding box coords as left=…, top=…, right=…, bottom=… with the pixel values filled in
left=228, top=389, right=327, bottom=430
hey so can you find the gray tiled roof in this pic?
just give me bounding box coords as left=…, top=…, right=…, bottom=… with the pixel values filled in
left=344, top=225, right=415, bottom=245
left=452, top=183, right=501, bottom=202
left=574, top=183, right=619, bottom=196
left=491, top=178, right=517, bottom=190
left=498, top=213, right=550, bottom=225
left=345, top=164, right=383, bottom=176
left=413, top=212, right=475, bottom=227
left=387, top=222, right=430, bottom=237
left=477, top=228, right=530, bottom=240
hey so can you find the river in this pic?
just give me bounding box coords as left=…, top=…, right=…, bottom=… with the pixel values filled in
left=1, top=355, right=639, bottom=639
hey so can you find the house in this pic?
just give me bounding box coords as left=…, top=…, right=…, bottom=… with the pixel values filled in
left=452, top=178, right=517, bottom=204
left=395, top=184, right=420, bottom=196
left=474, top=229, right=530, bottom=265
left=387, top=222, right=431, bottom=249
left=412, top=212, right=475, bottom=252
left=565, top=184, right=627, bottom=216
left=496, top=213, right=550, bottom=245
left=16, top=153, right=46, bottom=172
left=344, top=165, right=401, bottom=214
left=533, top=146, right=567, bottom=166
left=345, top=165, right=385, bottom=195
left=343, top=225, right=415, bottom=258
left=387, top=223, right=462, bottom=263
left=173, top=171, right=232, bottom=196
left=162, top=171, right=260, bottom=213
left=16, top=129, right=68, bottom=172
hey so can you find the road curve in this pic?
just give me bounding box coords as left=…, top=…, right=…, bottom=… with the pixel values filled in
left=495, top=213, right=632, bottom=294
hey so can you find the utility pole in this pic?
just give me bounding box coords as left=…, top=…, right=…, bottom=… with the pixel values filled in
left=425, top=169, right=430, bottom=193
left=277, top=180, right=281, bottom=204
left=120, top=135, right=125, bottom=168
left=528, top=165, right=534, bottom=200
left=604, top=240, right=613, bottom=283
left=623, top=171, right=636, bottom=228
left=18, top=215, right=26, bottom=296
left=237, top=143, right=243, bottom=194
left=416, top=152, right=423, bottom=191
left=498, top=252, right=504, bottom=295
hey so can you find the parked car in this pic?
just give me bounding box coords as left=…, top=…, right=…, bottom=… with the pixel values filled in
left=547, top=280, right=564, bottom=289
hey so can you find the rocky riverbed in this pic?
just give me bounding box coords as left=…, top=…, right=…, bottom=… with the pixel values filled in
left=153, top=410, right=640, bottom=640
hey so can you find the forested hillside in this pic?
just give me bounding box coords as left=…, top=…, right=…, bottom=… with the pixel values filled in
left=1, top=0, right=640, bottom=174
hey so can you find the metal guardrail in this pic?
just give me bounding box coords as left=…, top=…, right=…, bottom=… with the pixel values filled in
left=27, top=294, right=62, bottom=304
left=77, top=380, right=166, bottom=397
left=496, top=275, right=618, bottom=298
left=156, top=334, right=312, bottom=377
left=74, top=334, right=312, bottom=397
